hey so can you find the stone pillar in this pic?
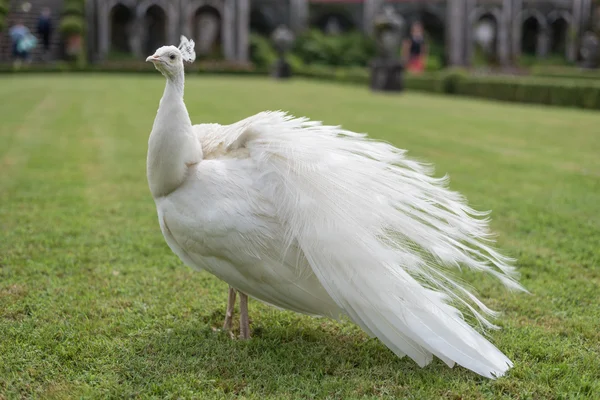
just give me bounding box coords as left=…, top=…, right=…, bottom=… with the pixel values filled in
left=237, top=0, right=250, bottom=62
left=85, top=0, right=97, bottom=62
left=511, top=0, right=522, bottom=61
left=364, top=0, right=385, bottom=36
left=290, top=0, right=309, bottom=33
left=569, top=0, right=583, bottom=62
left=167, top=4, right=178, bottom=46
left=98, top=2, right=109, bottom=60
left=181, top=0, right=192, bottom=39
left=498, top=0, right=511, bottom=66
left=465, top=0, right=476, bottom=65
left=447, top=0, right=466, bottom=65
left=131, top=8, right=144, bottom=59
left=581, top=0, right=592, bottom=29
left=223, top=0, right=236, bottom=61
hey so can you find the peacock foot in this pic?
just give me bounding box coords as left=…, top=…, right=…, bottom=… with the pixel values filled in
left=222, top=285, right=251, bottom=340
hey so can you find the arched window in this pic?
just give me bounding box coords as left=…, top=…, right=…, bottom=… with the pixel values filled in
left=110, top=4, right=133, bottom=54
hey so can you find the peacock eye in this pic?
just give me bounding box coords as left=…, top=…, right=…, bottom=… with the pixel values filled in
left=169, top=54, right=175, bottom=60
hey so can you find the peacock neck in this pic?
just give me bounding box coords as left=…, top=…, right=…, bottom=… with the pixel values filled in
left=162, top=72, right=184, bottom=101
left=147, top=70, right=202, bottom=198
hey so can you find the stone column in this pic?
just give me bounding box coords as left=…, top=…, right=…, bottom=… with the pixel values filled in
left=498, top=0, right=511, bottom=66
left=167, top=4, right=178, bottom=46
left=84, top=0, right=96, bottom=62
left=181, top=0, right=192, bottom=39
left=364, top=0, right=385, bottom=36
left=511, top=0, right=522, bottom=61
left=98, top=1, right=110, bottom=60
left=132, top=7, right=145, bottom=59
left=237, top=0, right=250, bottom=62
left=465, top=0, right=476, bottom=65
left=568, top=0, right=583, bottom=62
left=447, top=0, right=466, bottom=66
left=581, top=0, right=592, bottom=29
left=223, top=0, right=236, bottom=61
left=290, top=0, right=309, bottom=33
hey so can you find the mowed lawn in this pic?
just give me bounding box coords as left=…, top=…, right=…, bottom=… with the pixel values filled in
left=1, top=74, right=599, bottom=399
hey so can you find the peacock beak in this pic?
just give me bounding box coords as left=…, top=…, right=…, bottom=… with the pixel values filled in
left=146, top=54, right=160, bottom=62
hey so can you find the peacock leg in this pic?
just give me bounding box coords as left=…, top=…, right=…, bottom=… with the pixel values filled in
left=239, top=292, right=251, bottom=339
left=223, top=286, right=237, bottom=331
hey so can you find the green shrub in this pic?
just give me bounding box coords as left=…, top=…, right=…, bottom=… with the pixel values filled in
left=404, top=74, right=442, bottom=93
left=292, top=29, right=376, bottom=67
left=249, top=33, right=278, bottom=69
left=2, top=60, right=600, bottom=111
left=440, top=67, right=468, bottom=94
left=62, top=0, right=84, bottom=17
left=59, top=15, right=84, bottom=36
left=0, top=1, right=9, bottom=16
left=0, top=0, right=7, bottom=32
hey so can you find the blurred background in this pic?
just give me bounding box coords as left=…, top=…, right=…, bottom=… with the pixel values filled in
left=1, top=0, right=599, bottom=77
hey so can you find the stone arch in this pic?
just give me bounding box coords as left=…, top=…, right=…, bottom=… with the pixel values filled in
left=418, top=9, right=445, bottom=45
left=548, top=11, right=571, bottom=57
left=516, top=9, right=549, bottom=57
left=191, top=5, right=223, bottom=58
left=109, top=3, right=134, bottom=54
left=311, top=8, right=356, bottom=34
left=137, top=0, right=177, bottom=47
left=416, top=8, right=444, bottom=63
left=469, top=8, right=502, bottom=64
left=250, top=7, right=276, bottom=36
left=142, top=4, right=167, bottom=55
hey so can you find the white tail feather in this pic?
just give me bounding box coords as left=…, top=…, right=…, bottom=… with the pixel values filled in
left=241, top=111, right=525, bottom=378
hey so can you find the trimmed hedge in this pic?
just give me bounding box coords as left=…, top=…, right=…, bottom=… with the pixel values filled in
left=292, top=66, right=600, bottom=110
left=530, top=65, right=600, bottom=81
left=1, top=62, right=599, bottom=110
left=451, top=76, right=600, bottom=109
left=59, top=15, right=85, bottom=36
left=0, top=60, right=265, bottom=75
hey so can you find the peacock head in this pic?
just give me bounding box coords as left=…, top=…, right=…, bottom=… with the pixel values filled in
left=146, top=36, right=196, bottom=78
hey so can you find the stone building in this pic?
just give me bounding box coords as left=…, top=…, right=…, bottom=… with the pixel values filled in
left=1, top=0, right=596, bottom=66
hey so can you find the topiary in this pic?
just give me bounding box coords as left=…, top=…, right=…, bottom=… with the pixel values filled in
left=0, top=1, right=9, bottom=16
left=62, top=0, right=84, bottom=17
left=0, top=0, right=8, bottom=32
left=59, top=15, right=84, bottom=36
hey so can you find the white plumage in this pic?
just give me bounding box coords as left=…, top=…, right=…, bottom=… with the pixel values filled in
left=145, top=37, right=526, bottom=379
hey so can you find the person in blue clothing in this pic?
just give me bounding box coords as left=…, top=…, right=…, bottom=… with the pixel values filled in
left=37, top=8, right=53, bottom=61
left=9, top=19, right=36, bottom=66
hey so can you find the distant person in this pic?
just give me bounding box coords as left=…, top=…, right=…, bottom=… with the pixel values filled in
left=9, top=19, right=36, bottom=67
left=37, top=8, right=53, bottom=61
left=402, top=21, right=428, bottom=74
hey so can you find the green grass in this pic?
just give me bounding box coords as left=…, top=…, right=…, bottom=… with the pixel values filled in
left=1, top=75, right=599, bottom=399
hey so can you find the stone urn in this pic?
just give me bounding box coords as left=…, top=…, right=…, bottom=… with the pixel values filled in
left=370, top=7, right=405, bottom=92
left=580, top=31, right=600, bottom=69
left=270, top=25, right=295, bottom=79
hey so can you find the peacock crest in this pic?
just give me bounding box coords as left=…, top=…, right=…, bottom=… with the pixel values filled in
left=178, top=35, right=196, bottom=63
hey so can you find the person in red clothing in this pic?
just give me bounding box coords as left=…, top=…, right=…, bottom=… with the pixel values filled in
left=402, top=21, right=428, bottom=74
